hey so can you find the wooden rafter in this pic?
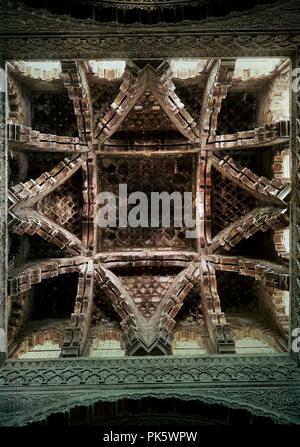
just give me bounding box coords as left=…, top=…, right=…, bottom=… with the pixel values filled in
left=9, top=155, right=86, bottom=256
left=196, top=154, right=212, bottom=250
left=206, top=121, right=289, bottom=150
left=9, top=209, right=85, bottom=256
left=199, top=258, right=235, bottom=354
left=62, top=260, right=94, bottom=357
left=61, top=61, right=93, bottom=145
left=200, top=59, right=235, bottom=142
left=94, top=62, right=200, bottom=144
left=8, top=257, right=87, bottom=296
left=7, top=123, right=88, bottom=153
left=9, top=154, right=83, bottom=207
left=211, top=153, right=290, bottom=205
left=207, top=255, right=289, bottom=291
left=209, top=206, right=288, bottom=254
left=82, top=154, right=98, bottom=255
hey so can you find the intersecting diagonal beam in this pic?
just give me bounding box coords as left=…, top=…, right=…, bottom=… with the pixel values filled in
left=8, top=257, right=88, bottom=296
left=94, top=62, right=200, bottom=144
left=200, top=59, right=235, bottom=143
left=61, top=61, right=93, bottom=145
left=8, top=155, right=86, bottom=256
left=199, top=258, right=235, bottom=354
left=211, top=153, right=290, bottom=205
left=206, top=255, right=289, bottom=291
left=208, top=206, right=288, bottom=254
left=9, top=154, right=83, bottom=207
left=154, top=262, right=200, bottom=352
left=62, top=260, right=94, bottom=357
left=82, top=154, right=98, bottom=255
left=9, top=209, right=85, bottom=256
left=93, top=263, right=143, bottom=354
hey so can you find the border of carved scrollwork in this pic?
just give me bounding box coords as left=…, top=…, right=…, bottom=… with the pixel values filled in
left=0, top=355, right=300, bottom=426
left=0, top=8, right=300, bottom=425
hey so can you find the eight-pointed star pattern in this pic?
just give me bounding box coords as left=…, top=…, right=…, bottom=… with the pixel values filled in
left=8, top=59, right=290, bottom=356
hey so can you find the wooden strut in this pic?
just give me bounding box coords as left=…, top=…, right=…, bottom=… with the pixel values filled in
left=94, top=61, right=201, bottom=144
left=8, top=155, right=87, bottom=256
left=199, top=258, right=235, bottom=354
left=61, top=60, right=93, bottom=146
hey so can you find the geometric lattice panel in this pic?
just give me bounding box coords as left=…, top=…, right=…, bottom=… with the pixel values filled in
left=211, top=168, right=256, bottom=236
left=36, top=171, right=82, bottom=238
left=99, top=156, right=195, bottom=250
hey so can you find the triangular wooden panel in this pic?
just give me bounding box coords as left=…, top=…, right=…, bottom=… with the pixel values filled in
left=95, top=63, right=200, bottom=144
left=211, top=166, right=256, bottom=236
left=118, top=273, right=176, bottom=318
left=36, top=169, right=83, bottom=239
left=117, top=89, right=177, bottom=133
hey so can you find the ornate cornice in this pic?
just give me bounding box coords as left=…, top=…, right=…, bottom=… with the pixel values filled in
left=0, top=1, right=299, bottom=35
left=1, top=355, right=299, bottom=389
left=0, top=1, right=299, bottom=60
left=1, top=35, right=299, bottom=61
left=0, top=355, right=300, bottom=425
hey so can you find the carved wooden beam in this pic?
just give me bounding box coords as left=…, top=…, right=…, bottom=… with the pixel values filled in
left=93, top=262, right=202, bottom=356
left=7, top=124, right=88, bottom=153
left=94, top=250, right=198, bottom=269
left=150, top=61, right=200, bottom=142
left=82, top=154, right=98, bottom=255
left=155, top=262, right=200, bottom=351
left=8, top=155, right=86, bottom=255
left=273, top=228, right=289, bottom=261
left=95, top=62, right=200, bottom=144
left=211, top=153, right=290, bottom=204
left=199, top=258, right=235, bottom=354
left=208, top=207, right=288, bottom=254
left=9, top=154, right=83, bottom=208
left=94, top=263, right=143, bottom=354
left=200, top=59, right=235, bottom=142
left=9, top=209, right=85, bottom=256
left=272, top=146, right=291, bottom=183
left=206, top=121, right=289, bottom=150
left=196, top=154, right=212, bottom=250
left=61, top=260, right=94, bottom=357
left=207, top=255, right=289, bottom=291
left=61, top=61, right=93, bottom=145
left=8, top=257, right=87, bottom=296
left=94, top=62, right=143, bottom=143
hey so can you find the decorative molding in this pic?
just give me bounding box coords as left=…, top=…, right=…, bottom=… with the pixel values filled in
left=0, top=1, right=299, bottom=32
left=1, top=36, right=300, bottom=61
left=1, top=355, right=299, bottom=386
left=0, top=355, right=300, bottom=425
